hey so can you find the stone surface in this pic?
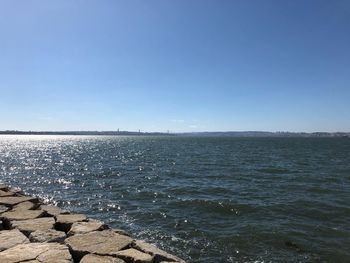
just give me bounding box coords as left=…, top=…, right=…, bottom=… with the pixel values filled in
left=68, top=219, right=107, bottom=235
left=0, top=196, right=38, bottom=206
left=115, top=248, right=153, bottom=263
left=0, top=229, right=30, bottom=252
left=0, top=189, right=15, bottom=197
left=0, top=242, right=73, bottom=263
left=11, top=217, right=55, bottom=236
left=0, top=184, right=184, bottom=263
left=41, top=205, right=68, bottom=217
left=1, top=209, right=44, bottom=221
left=0, top=204, right=9, bottom=213
left=80, top=254, right=126, bottom=263
left=29, top=229, right=67, bottom=243
left=133, top=240, right=185, bottom=263
left=65, top=230, right=133, bottom=261
left=13, top=201, right=39, bottom=210
left=55, top=213, right=87, bottom=232
left=113, top=228, right=131, bottom=236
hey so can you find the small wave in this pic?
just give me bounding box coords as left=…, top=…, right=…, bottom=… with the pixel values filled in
left=169, top=198, right=254, bottom=215
left=257, top=167, right=291, bottom=174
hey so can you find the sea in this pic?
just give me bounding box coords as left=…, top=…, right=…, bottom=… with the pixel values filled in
left=0, top=135, right=349, bottom=263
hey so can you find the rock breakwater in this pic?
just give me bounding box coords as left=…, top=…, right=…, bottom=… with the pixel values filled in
left=0, top=183, right=185, bottom=263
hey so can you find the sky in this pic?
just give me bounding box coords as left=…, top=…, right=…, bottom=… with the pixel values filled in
left=0, top=0, right=349, bottom=133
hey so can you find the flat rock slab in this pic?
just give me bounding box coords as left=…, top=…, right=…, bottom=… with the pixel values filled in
left=13, top=201, right=39, bottom=211
left=68, top=220, right=107, bottom=235
left=11, top=217, right=55, bottom=236
left=0, top=189, right=16, bottom=197
left=0, top=229, right=30, bottom=252
left=0, top=242, right=73, bottom=263
left=1, top=209, right=45, bottom=221
left=0, top=196, right=38, bottom=206
left=65, top=230, right=133, bottom=261
left=133, top=240, right=185, bottom=263
left=29, top=229, right=67, bottom=243
left=41, top=205, right=68, bottom=217
left=115, top=248, right=153, bottom=263
left=55, top=213, right=87, bottom=232
left=80, top=254, right=126, bottom=263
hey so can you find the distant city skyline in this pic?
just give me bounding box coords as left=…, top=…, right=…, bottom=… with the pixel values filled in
left=1, top=1, right=349, bottom=132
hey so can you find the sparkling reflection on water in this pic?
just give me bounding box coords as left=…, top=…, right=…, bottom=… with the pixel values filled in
left=1, top=135, right=350, bottom=262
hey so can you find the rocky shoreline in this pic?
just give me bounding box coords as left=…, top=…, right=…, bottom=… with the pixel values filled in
left=0, top=183, right=185, bottom=263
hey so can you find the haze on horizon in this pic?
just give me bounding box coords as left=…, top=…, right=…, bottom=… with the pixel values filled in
left=0, top=1, right=349, bottom=133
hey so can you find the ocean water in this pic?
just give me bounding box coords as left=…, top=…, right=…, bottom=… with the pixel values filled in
left=0, top=135, right=349, bottom=263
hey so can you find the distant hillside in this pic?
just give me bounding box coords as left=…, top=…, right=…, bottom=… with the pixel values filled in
left=177, top=131, right=350, bottom=137
left=0, top=130, right=349, bottom=137
left=0, top=130, right=171, bottom=136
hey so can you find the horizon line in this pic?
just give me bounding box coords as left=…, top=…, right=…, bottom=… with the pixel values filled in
left=0, top=130, right=349, bottom=134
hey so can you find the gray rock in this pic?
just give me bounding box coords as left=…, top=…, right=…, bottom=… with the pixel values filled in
left=11, top=217, right=55, bottom=236
left=29, top=229, right=67, bottom=243
left=55, top=213, right=87, bottom=232
left=1, top=209, right=45, bottom=221
left=0, top=229, right=30, bottom=252
left=80, top=254, right=126, bottom=263
left=0, top=204, right=9, bottom=214
left=0, top=196, right=38, bottom=206
left=65, top=230, right=133, bottom=261
left=133, top=240, right=186, bottom=263
left=0, top=242, right=73, bottom=263
left=68, top=219, right=107, bottom=236
left=115, top=248, right=154, bottom=263
left=41, top=205, right=69, bottom=217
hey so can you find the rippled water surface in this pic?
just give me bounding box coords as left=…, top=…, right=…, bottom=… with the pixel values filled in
left=0, top=135, right=349, bottom=262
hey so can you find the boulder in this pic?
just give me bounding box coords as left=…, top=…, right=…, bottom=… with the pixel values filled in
left=0, top=189, right=15, bottom=197
left=11, top=217, right=55, bottom=236
left=0, top=242, right=73, bottom=263
left=1, top=209, right=45, bottom=221
left=112, top=228, right=131, bottom=237
left=80, top=254, right=126, bottom=263
left=65, top=230, right=133, bottom=261
left=13, top=201, right=39, bottom=211
left=0, top=229, right=30, bottom=252
left=115, top=248, right=153, bottom=263
left=0, top=183, right=8, bottom=190
left=0, top=196, right=38, bottom=206
left=55, top=213, right=87, bottom=232
left=133, top=240, right=185, bottom=263
left=29, top=229, right=67, bottom=243
left=41, top=205, right=69, bottom=217
left=0, top=204, right=9, bottom=214
left=68, top=219, right=107, bottom=236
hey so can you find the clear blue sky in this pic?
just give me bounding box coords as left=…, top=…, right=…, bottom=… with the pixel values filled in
left=0, top=0, right=349, bottom=132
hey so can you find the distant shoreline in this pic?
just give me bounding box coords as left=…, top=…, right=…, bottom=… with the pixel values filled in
left=0, top=130, right=349, bottom=137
